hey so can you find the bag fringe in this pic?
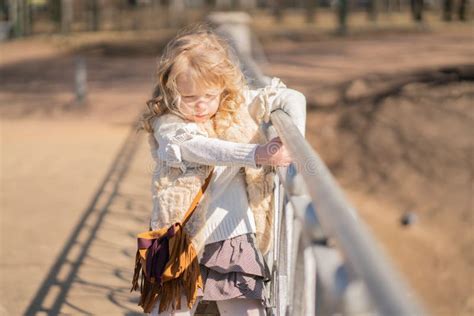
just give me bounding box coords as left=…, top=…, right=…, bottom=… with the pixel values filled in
left=130, top=227, right=203, bottom=314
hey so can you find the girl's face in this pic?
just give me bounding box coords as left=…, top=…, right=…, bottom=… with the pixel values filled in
left=175, top=71, right=222, bottom=123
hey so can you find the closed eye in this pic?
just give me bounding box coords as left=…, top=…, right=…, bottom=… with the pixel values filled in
left=183, top=96, right=197, bottom=100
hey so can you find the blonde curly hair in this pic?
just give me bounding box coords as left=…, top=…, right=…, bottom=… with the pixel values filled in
left=138, top=24, right=247, bottom=134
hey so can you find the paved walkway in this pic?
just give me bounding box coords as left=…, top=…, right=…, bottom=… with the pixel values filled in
left=0, top=119, right=155, bottom=315
left=24, top=128, right=149, bottom=315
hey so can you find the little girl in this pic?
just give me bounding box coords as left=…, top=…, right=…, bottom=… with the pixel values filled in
left=139, top=26, right=306, bottom=316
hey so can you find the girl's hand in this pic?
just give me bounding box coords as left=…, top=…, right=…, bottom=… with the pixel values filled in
left=255, top=137, right=292, bottom=167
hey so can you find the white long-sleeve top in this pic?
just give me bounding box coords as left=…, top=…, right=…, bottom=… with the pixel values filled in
left=149, top=78, right=306, bottom=245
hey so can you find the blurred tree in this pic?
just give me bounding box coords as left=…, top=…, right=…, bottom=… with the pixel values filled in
left=442, top=0, right=452, bottom=20
left=0, top=0, right=6, bottom=20
left=49, top=0, right=60, bottom=23
left=410, top=0, right=423, bottom=21
left=272, top=0, right=283, bottom=22
left=458, top=0, right=467, bottom=20
left=393, top=0, right=401, bottom=11
left=367, top=0, right=377, bottom=21
left=8, top=0, right=18, bottom=35
left=215, top=0, right=231, bottom=9
left=240, top=0, right=257, bottom=9
left=9, top=0, right=31, bottom=36
left=305, top=0, right=316, bottom=23
left=117, top=0, right=125, bottom=31
left=88, top=0, right=99, bottom=31
left=337, top=0, right=348, bottom=34
left=23, top=0, right=31, bottom=35
left=60, top=0, right=72, bottom=33
left=168, top=0, right=184, bottom=27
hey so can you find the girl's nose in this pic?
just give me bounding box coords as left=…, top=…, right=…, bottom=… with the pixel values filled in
left=195, top=101, right=207, bottom=111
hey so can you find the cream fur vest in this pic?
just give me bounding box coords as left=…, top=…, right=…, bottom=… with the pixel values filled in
left=151, top=104, right=275, bottom=259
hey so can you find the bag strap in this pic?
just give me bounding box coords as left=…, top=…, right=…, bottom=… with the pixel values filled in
left=181, top=167, right=215, bottom=227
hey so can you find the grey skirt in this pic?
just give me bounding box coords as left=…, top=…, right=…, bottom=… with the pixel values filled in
left=197, top=233, right=271, bottom=307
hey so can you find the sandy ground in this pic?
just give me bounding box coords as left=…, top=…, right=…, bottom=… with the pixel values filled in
left=1, top=21, right=473, bottom=315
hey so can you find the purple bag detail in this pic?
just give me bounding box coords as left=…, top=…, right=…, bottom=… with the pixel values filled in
left=137, top=224, right=178, bottom=284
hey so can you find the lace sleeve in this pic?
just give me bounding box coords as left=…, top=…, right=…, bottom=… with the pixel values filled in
left=153, top=120, right=258, bottom=172
left=154, top=122, right=208, bottom=173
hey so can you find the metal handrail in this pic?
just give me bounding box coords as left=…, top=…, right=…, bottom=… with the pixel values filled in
left=270, top=110, right=426, bottom=316
left=208, top=12, right=427, bottom=316
left=254, top=70, right=426, bottom=316
left=250, top=80, right=426, bottom=315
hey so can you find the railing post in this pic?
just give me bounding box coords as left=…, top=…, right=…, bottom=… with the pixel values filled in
left=75, top=56, right=87, bottom=105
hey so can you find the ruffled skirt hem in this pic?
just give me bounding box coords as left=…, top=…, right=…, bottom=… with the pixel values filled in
left=196, top=233, right=271, bottom=307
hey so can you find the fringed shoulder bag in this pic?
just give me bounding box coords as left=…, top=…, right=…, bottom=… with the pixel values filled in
left=131, top=167, right=214, bottom=313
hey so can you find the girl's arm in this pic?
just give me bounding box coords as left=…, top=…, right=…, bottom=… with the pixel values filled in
left=245, top=77, right=307, bottom=137
left=179, top=135, right=258, bottom=168
left=151, top=121, right=259, bottom=172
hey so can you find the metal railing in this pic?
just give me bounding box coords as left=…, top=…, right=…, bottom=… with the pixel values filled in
left=208, top=12, right=428, bottom=316
left=269, top=111, right=427, bottom=316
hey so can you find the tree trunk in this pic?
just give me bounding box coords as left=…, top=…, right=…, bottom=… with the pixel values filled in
left=8, top=0, right=18, bottom=36
left=239, top=0, right=257, bottom=9
left=458, top=0, right=467, bottom=21
left=215, top=0, right=232, bottom=10
left=305, top=0, right=316, bottom=23
left=273, top=0, right=283, bottom=23
left=442, top=0, right=452, bottom=21
left=9, top=0, right=30, bottom=36
left=49, top=0, right=60, bottom=25
left=337, top=0, right=348, bottom=34
left=168, top=0, right=185, bottom=27
left=61, top=0, right=73, bottom=33
left=23, top=0, right=30, bottom=35
left=410, top=0, right=423, bottom=21
left=89, top=0, right=99, bottom=31
left=367, top=0, right=377, bottom=21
